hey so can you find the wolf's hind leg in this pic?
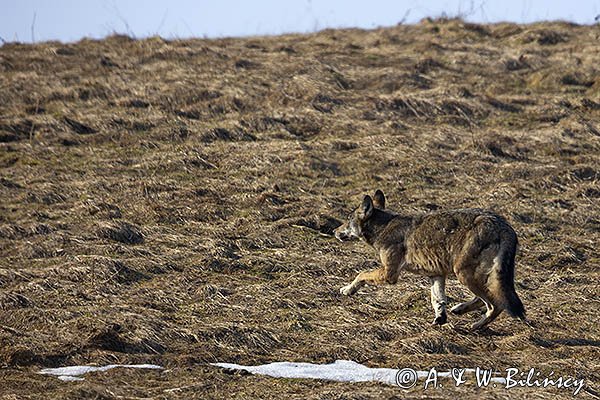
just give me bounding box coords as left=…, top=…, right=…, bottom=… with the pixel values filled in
left=471, top=301, right=502, bottom=330
left=430, top=276, right=448, bottom=325
left=450, top=297, right=485, bottom=315
left=340, top=268, right=385, bottom=296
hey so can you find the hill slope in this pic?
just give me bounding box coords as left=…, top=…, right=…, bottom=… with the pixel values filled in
left=1, top=19, right=599, bottom=399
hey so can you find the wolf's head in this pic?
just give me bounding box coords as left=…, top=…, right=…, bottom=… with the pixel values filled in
left=334, top=190, right=385, bottom=242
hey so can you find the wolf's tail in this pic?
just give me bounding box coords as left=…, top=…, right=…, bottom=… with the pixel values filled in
left=505, top=284, right=526, bottom=319
left=499, top=237, right=526, bottom=319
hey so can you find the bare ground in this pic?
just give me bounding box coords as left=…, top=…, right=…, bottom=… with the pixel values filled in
left=0, top=19, right=599, bottom=399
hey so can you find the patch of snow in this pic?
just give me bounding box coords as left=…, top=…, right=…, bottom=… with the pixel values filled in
left=213, top=360, right=403, bottom=385
left=39, top=364, right=163, bottom=381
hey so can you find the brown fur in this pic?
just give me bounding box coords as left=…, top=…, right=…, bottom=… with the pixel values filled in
left=334, top=190, right=525, bottom=330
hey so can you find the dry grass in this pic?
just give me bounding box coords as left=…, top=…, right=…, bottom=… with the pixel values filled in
left=0, top=18, right=599, bottom=399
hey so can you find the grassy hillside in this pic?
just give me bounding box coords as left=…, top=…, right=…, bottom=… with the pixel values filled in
left=0, top=18, right=599, bottom=399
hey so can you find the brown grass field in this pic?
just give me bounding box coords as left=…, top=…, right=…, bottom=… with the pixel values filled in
left=0, top=18, right=599, bottom=399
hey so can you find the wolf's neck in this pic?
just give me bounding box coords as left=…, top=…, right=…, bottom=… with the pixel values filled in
left=361, top=211, right=397, bottom=247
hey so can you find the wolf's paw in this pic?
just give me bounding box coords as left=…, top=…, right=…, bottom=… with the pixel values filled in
left=432, top=313, right=447, bottom=325
left=449, top=304, right=463, bottom=315
left=339, top=285, right=355, bottom=296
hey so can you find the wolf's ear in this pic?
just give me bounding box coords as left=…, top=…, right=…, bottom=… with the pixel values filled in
left=373, top=189, right=385, bottom=209
left=360, top=195, right=374, bottom=219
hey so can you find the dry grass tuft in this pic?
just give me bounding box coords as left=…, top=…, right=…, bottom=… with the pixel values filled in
left=97, top=222, right=144, bottom=245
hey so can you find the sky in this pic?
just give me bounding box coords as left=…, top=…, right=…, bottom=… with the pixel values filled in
left=1, top=0, right=599, bottom=43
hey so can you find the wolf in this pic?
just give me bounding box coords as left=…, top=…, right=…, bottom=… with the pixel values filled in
left=334, top=190, right=525, bottom=330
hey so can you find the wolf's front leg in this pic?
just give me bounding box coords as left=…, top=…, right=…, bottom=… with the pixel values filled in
left=429, top=276, right=448, bottom=325
left=340, top=268, right=386, bottom=295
